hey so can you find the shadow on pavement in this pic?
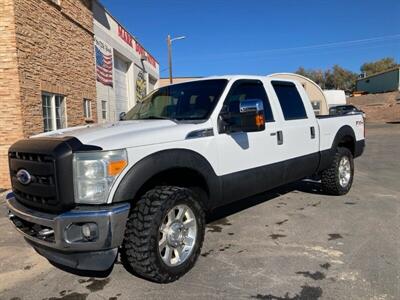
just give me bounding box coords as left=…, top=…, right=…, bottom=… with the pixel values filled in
left=207, top=179, right=324, bottom=223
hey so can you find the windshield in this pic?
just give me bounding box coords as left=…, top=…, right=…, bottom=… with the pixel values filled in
left=124, top=79, right=228, bottom=121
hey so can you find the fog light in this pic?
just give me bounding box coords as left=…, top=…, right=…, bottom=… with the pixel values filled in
left=81, top=223, right=98, bottom=241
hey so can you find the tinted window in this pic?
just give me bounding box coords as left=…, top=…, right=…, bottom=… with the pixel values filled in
left=271, top=81, right=307, bottom=120
left=125, top=79, right=228, bottom=121
left=224, top=80, right=274, bottom=122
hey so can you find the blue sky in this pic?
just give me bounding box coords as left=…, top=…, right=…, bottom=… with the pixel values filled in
left=101, top=0, right=400, bottom=77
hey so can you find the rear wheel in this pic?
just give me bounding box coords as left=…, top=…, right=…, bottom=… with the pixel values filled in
left=321, top=147, right=354, bottom=195
left=120, top=186, right=205, bottom=283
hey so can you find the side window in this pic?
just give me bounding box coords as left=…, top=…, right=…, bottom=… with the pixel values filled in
left=224, top=80, right=274, bottom=122
left=271, top=81, right=307, bottom=120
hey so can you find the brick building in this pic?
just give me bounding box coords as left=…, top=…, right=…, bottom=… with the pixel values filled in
left=0, top=0, right=97, bottom=188
left=0, top=0, right=160, bottom=189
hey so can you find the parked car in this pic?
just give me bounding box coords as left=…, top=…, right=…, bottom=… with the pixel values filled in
left=329, top=104, right=366, bottom=119
left=6, top=75, right=365, bottom=283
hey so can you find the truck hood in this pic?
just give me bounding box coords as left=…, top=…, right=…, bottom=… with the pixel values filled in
left=33, top=120, right=209, bottom=150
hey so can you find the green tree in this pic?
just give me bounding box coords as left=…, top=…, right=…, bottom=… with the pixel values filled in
left=296, top=65, right=357, bottom=91
left=331, top=65, right=357, bottom=91
left=324, top=70, right=335, bottom=90
left=360, top=57, right=398, bottom=76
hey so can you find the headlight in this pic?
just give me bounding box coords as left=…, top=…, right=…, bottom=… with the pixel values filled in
left=73, top=149, right=128, bottom=204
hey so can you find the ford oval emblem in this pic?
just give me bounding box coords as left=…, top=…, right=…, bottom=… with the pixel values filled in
left=16, top=169, right=32, bottom=185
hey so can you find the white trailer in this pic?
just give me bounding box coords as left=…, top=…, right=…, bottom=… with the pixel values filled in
left=324, top=90, right=347, bottom=108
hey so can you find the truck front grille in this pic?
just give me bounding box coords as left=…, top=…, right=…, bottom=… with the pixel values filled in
left=8, top=137, right=101, bottom=213
left=9, top=151, right=60, bottom=211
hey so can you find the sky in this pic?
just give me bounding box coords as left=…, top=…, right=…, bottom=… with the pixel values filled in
left=101, top=0, right=400, bottom=78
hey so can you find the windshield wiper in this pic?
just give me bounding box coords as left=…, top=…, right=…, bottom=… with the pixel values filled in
left=140, top=116, right=177, bottom=121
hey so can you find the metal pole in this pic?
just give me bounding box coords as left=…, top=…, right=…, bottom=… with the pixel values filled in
left=167, top=35, right=173, bottom=84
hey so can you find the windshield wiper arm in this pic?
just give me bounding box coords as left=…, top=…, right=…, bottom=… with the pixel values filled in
left=140, top=116, right=177, bottom=122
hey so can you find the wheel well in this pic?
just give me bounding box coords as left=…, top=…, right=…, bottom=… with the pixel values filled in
left=135, top=168, right=210, bottom=207
left=337, top=135, right=355, bottom=156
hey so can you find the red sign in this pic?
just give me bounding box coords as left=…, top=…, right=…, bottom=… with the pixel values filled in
left=117, top=25, right=157, bottom=68
left=118, top=25, right=133, bottom=47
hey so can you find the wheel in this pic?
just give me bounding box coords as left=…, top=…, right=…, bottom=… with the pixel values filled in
left=120, top=186, right=205, bottom=283
left=321, top=147, right=354, bottom=195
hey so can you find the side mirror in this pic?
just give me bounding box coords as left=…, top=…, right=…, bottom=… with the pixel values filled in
left=220, top=99, right=265, bottom=133
left=119, top=112, right=126, bottom=121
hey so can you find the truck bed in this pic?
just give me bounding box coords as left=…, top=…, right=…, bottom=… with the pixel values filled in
left=317, top=113, right=365, bottom=153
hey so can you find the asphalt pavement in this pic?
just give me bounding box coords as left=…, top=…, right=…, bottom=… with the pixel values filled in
left=0, top=123, right=399, bottom=300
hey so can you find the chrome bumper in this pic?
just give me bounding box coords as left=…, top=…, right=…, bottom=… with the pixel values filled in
left=6, top=195, right=130, bottom=271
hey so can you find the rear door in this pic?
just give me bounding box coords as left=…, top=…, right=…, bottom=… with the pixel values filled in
left=269, top=80, right=320, bottom=183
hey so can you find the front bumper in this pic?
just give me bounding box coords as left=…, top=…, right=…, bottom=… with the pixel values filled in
left=6, top=195, right=130, bottom=271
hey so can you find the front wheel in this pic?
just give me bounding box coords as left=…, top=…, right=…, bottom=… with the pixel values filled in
left=120, top=186, right=205, bottom=283
left=321, top=147, right=354, bottom=195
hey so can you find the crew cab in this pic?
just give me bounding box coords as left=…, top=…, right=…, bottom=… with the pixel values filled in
left=6, top=75, right=365, bottom=283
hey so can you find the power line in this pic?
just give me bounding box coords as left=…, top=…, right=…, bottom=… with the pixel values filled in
left=175, top=34, right=400, bottom=63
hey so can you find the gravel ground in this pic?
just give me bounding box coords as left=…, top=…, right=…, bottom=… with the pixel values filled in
left=0, top=123, right=399, bottom=300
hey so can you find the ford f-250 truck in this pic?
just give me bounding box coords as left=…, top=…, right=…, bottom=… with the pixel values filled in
left=6, top=75, right=365, bottom=283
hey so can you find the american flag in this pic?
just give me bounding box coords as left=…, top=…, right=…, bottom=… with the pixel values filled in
left=95, top=45, right=113, bottom=87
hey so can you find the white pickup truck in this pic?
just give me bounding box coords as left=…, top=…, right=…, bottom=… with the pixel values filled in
left=6, top=75, right=365, bottom=283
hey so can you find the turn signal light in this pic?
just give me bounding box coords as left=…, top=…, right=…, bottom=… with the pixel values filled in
left=256, top=114, right=265, bottom=127
left=108, top=160, right=127, bottom=176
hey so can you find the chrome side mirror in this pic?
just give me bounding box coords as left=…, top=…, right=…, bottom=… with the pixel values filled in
left=239, top=99, right=265, bottom=132
left=219, top=99, right=266, bottom=133
left=119, top=112, right=126, bottom=121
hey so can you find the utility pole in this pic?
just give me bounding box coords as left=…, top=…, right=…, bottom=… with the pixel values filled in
left=167, top=35, right=173, bottom=84
left=167, top=34, right=186, bottom=84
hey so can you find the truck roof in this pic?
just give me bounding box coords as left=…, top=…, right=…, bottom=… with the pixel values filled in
left=173, top=74, right=293, bottom=83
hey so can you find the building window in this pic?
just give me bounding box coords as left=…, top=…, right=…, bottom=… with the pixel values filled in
left=42, top=93, right=66, bottom=132
left=83, top=99, right=92, bottom=119
left=101, top=100, right=107, bottom=120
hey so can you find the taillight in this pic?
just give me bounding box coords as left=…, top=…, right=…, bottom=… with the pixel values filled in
left=363, top=117, right=366, bottom=138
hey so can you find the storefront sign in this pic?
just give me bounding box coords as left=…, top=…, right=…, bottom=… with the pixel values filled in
left=118, top=25, right=133, bottom=47
left=117, top=25, right=157, bottom=69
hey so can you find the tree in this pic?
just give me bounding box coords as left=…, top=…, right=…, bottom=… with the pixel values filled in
left=295, top=66, right=356, bottom=91
left=324, top=70, right=335, bottom=90
left=360, top=57, right=398, bottom=76
left=295, top=67, right=326, bottom=88
left=331, top=65, right=357, bottom=91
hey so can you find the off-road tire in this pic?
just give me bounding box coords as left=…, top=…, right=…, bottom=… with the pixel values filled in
left=321, top=147, right=354, bottom=195
left=120, top=186, right=205, bottom=283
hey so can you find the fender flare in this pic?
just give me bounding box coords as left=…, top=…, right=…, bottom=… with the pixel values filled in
left=112, top=149, right=221, bottom=210
left=331, top=125, right=356, bottom=151
left=318, top=125, right=356, bottom=172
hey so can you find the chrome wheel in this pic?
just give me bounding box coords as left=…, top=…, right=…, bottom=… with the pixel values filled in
left=158, top=204, right=197, bottom=267
left=338, top=156, right=351, bottom=187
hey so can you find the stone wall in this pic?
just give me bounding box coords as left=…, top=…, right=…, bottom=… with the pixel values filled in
left=348, top=91, right=400, bottom=123
left=14, top=0, right=97, bottom=137
left=0, top=0, right=97, bottom=188
left=0, top=0, right=25, bottom=188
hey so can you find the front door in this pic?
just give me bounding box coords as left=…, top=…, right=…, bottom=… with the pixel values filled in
left=215, top=80, right=284, bottom=205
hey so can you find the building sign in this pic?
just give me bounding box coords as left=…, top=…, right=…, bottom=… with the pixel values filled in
left=95, top=37, right=113, bottom=87
left=117, top=25, right=133, bottom=47
left=117, top=25, right=157, bottom=69
left=136, top=70, right=147, bottom=101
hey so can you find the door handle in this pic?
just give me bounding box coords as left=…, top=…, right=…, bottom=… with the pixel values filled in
left=310, top=126, right=316, bottom=139
left=277, top=130, right=283, bottom=145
